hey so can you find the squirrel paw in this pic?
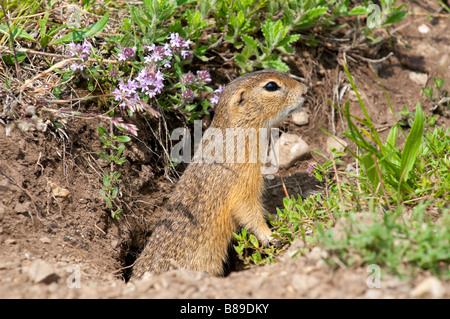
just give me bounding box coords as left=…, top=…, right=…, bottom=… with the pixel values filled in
left=268, top=238, right=282, bottom=249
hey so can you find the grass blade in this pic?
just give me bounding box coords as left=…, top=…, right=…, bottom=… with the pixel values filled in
left=400, top=103, right=424, bottom=183
left=50, top=11, right=109, bottom=45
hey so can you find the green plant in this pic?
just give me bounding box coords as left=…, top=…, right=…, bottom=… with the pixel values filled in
left=422, top=77, right=449, bottom=117
left=233, top=228, right=280, bottom=267
left=318, top=202, right=450, bottom=279
left=337, top=63, right=425, bottom=205
left=396, top=105, right=416, bottom=128
left=233, top=0, right=409, bottom=72
left=236, top=19, right=300, bottom=71
left=233, top=192, right=336, bottom=268
left=97, top=125, right=131, bottom=219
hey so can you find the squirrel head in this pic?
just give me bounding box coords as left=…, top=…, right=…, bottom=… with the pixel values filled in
left=212, top=70, right=307, bottom=129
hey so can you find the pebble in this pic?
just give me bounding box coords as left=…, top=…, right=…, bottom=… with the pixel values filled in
left=326, top=135, right=348, bottom=155
left=5, top=238, right=17, bottom=245
left=291, top=110, right=309, bottom=126
left=39, top=236, right=51, bottom=244
left=14, top=202, right=30, bottom=214
left=27, top=259, right=60, bottom=284
left=110, top=239, right=119, bottom=249
left=412, top=277, right=445, bottom=299
left=49, top=182, right=71, bottom=198
left=408, top=71, right=428, bottom=87
left=269, top=133, right=310, bottom=169
left=418, top=24, right=430, bottom=34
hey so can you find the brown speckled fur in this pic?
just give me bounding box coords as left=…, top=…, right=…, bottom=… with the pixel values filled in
left=131, top=70, right=307, bottom=279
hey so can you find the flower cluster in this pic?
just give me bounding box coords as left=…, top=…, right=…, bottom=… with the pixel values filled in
left=67, top=39, right=92, bottom=71
left=168, top=33, right=192, bottom=59
left=179, top=70, right=213, bottom=104
left=113, top=33, right=193, bottom=113
left=117, top=46, right=137, bottom=61
left=63, top=33, right=219, bottom=135
left=196, top=70, right=211, bottom=84
left=306, top=164, right=316, bottom=177
left=210, top=84, right=225, bottom=106
left=112, top=79, right=139, bottom=111
left=181, top=89, right=195, bottom=103
left=145, top=44, right=172, bottom=68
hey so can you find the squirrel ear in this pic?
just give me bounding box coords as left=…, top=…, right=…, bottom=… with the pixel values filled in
left=237, top=90, right=247, bottom=107
left=229, top=89, right=247, bottom=109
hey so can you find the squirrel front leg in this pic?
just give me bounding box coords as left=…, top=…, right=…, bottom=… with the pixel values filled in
left=233, top=203, right=280, bottom=248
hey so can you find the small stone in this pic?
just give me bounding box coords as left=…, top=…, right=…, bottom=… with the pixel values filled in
left=49, top=182, right=71, bottom=198
left=110, top=239, right=119, bottom=249
left=408, top=71, right=428, bottom=87
left=412, top=277, right=445, bottom=299
left=326, top=135, right=348, bottom=155
left=291, top=110, right=309, bottom=126
left=14, top=202, right=30, bottom=214
left=27, top=259, right=60, bottom=284
left=39, top=236, right=51, bottom=244
left=5, top=238, right=17, bottom=245
left=418, top=24, right=430, bottom=34
left=270, top=133, right=310, bottom=169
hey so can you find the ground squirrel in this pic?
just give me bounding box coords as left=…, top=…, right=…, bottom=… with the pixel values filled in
left=131, top=70, right=307, bottom=279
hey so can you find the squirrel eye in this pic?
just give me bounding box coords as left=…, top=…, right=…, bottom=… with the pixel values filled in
left=264, top=81, right=280, bottom=92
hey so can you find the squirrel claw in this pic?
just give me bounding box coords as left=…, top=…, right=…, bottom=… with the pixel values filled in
left=269, top=238, right=282, bottom=249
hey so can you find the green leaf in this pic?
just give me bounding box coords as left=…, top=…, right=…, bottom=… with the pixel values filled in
left=383, top=10, right=409, bottom=26
left=249, top=234, right=259, bottom=248
left=97, top=126, right=108, bottom=135
left=116, top=146, right=125, bottom=160
left=0, top=25, right=35, bottom=42
left=400, top=103, right=424, bottom=183
left=193, top=45, right=209, bottom=60
left=99, top=189, right=106, bottom=199
left=236, top=11, right=245, bottom=26
left=361, top=153, right=381, bottom=194
left=103, top=174, right=110, bottom=187
left=241, top=34, right=258, bottom=54
left=277, top=34, right=300, bottom=47
left=433, top=77, right=445, bottom=90
left=385, top=123, right=398, bottom=152
left=261, top=20, right=275, bottom=49
left=50, top=11, right=109, bottom=45
left=2, top=52, right=27, bottom=65
left=116, top=135, right=131, bottom=143
left=261, top=56, right=289, bottom=72
left=347, top=6, right=368, bottom=15
left=98, top=152, right=109, bottom=160
left=301, top=7, right=327, bottom=22
left=235, top=53, right=251, bottom=71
